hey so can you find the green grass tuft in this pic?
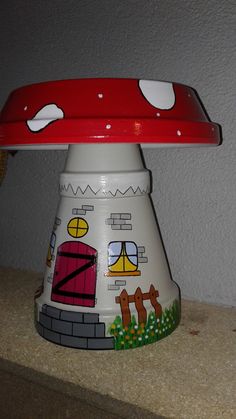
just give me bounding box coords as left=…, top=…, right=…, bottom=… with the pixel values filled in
left=109, top=300, right=180, bottom=350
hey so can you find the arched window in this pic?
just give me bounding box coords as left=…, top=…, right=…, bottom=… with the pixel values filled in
left=106, top=241, right=141, bottom=276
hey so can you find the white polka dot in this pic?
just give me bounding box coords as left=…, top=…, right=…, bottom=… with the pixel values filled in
left=98, top=93, right=103, bottom=99
left=177, top=130, right=182, bottom=136
left=26, top=104, right=64, bottom=132
left=24, top=106, right=28, bottom=111
left=106, top=124, right=111, bottom=129
left=156, top=112, right=161, bottom=117
left=139, top=80, right=175, bottom=109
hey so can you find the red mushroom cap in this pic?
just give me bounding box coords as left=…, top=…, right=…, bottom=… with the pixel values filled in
left=0, top=78, right=221, bottom=149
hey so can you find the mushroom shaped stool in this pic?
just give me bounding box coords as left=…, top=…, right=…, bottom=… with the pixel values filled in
left=0, top=79, right=221, bottom=350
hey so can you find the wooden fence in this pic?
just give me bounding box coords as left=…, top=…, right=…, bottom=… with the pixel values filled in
left=115, top=284, right=162, bottom=327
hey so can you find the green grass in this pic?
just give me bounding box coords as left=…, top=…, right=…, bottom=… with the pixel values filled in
left=109, top=299, right=180, bottom=350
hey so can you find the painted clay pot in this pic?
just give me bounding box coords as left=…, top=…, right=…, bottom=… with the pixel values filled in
left=0, top=79, right=221, bottom=350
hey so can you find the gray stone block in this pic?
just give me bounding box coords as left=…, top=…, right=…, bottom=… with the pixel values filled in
left=105, top=219, right=114, bottom=225
left=110, top=213, right=121, bottom=219
left=39, top=312, right=52, bottom=329
left=44, top=328, right=61, bottom=344
left=72, top=209, right=86, bottom=215
left=61, top=335, right=87, bottom=349
left=113, top=219, right=126, bottom=225
left=120, top=213, right=131, bottom=220
left=95, top=323, right=106, bottom=337
left=87, top=338, right=115, bottom=350
left=46, top=305, right=61, bottom=319
left=138, top=257, right=148, bottom=263
left=52, top=318, right=73, bottom=335
left=73, top=323, right=95, bottom=337
left=120, top=224, right=132, bottom=230
left=111, top=225, right=121, bottom=230
left=82, top=205, right=94, bottom=211
left=42, top=304, right=47, bottom=314
left=35, top=321, right=44, bottom=337
left=115, top=280, right=127, bottom=286
left=107, top=285, right=120, bottom=291
left=138, top=246, right=145, bottom=253
left=83, top=313, right=99, bottom=323
left=60, top=310, right=83, bottom=323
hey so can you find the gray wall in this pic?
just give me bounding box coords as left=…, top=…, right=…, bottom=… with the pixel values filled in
left=0, top=0, right=235, bottom=307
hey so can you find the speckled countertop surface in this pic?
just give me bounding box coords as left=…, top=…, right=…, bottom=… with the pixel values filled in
left=0, top=267, right=235, bottom=418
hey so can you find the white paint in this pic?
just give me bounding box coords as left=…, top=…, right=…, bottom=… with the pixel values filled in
left=26, top=104, right=64, bottom=132
left=139, top=80, right=175, bottom=110
left=64, top=144, right=144, bottom=172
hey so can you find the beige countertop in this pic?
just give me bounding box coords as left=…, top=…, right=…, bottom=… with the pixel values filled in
left=0, top=267, right=235, bottom=418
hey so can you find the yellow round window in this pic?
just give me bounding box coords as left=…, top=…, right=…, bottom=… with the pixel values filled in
left=67, top=217, right=89, bottom=238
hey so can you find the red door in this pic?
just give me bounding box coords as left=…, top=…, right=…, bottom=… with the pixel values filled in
left=51, top=241, right=97, bottom=307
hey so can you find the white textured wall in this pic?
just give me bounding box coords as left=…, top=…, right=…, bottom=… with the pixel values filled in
left=0, top=0, right=235, bottom=306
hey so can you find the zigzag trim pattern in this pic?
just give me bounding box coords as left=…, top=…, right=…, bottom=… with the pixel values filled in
left=59, top=183, right=150, bottom=197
